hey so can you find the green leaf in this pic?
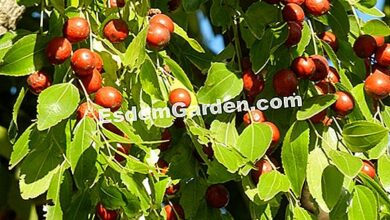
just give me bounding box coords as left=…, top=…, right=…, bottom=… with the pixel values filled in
left=140, top=59, right=163, bottom=100
left=297, top=95, right=337, bottom=120
left=362, top=19, right=390, bottom=36
left=174, top=24, right=205, bottom=53
left=322, top=165, right=344, bottom=209
left=327, top=0, right=350, bottom=39
left=63, top=190, right=91, bottom=220
left=67, top=117, right=95, bottom=172
left=378, top=155, right=390, bottom=192
left=329, top=150, right=363, bottom=178
left=342, top=121, right=388, bottom=152
left=207, top=160, right=240, bottom=184
left=351, top=84, right=374, bottom=120
left=359, top=173, right=390, bottom=208
left=257, top=170, right=290, bottom=201
left=210, top=0, right=234, bottom=28
left=281, top=121, right=309, bottom=197
left=244, top=2, right=280, bottom=39
left=358, top=0, right=376, bottom=8
left=197, top=63, right=243, bottom=104
left=295, top=21, right=311, bottom=56
left=49, top=0, right=65, bottom=14
left=180, top=178, right=208, bottom=218
left=182, top=0, right=206, bottom=11
left=100, top=183, right=127, bottom=209
left=212, top=143, right=247, bottom=173
left=120, top=174, right=151, bottom=213
left=293, top=206, right=315, bottom=219
left=10, top=87, right=26, bottom=133
left=73, top=147, right=99, bottom=189
left=210, top=120, right=239, bottom=147
left=236, top=123, right=272, bottom=162
left=37, top=83, right=80, bottom=131
left=355, top=4, right=385, bottom=17
left=306, top=147, right=330, bottom=212
left=122, top=27, right=147, bottom=68
left=163, top=56, right=194, bottom=91
left=46, top=163, right=68, bottom=220
left=9, top=124, right=34, bottom=169
left=348, top=185, right=377, bottom=220
left=154, top=178, right=170, bottom=206
left=250, top=26, right=288, bottom=72
left=19, top=123, right=66, bottom=199
left=365, top=134, right=388, bottom=159
left=0, top=34, right=50, bottom=76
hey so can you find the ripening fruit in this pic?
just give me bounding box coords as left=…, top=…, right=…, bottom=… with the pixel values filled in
left=360, top=160, right=376, bottom=179
left=375, top=44, right=390, bottom=67
left=157, top=158, right=169, bottom=175
left=263, top=122, right=280, bottom=147
left=114, top=143, right=131, bottom=162
left=310, top=109, right=332, bottom=126
left=79, top=69, right=102, bottom=94
left=206, top=184, right=230, bottom=208
left=93, top=52, right=104, bottom=72
left=374, top=35, right=385, bottom=48
left=164, top=204, right=185, bottom=220
left=273, top=69, right=299, bottom=96
left=353, top=35, right=377, bottom=58
left=63, top=17, right=90, bottom=43
left=282, top=3, right=305, bottom=22
left=159, top=129, right=172, bottom=151
left=71, top=49, right=96, bottom=76
left=283, top=0, right=304, bottom=5
left=319, top=31, right=338, bottom=51
left=202, top=145, right=214, bottom=160
left=96, top=203, right=118, bottom=220
left=291, top=56, right=316, bottom=78
left=169, top=88, right=191, bottom=108
left=103, top=19, right=129, bottom=43
left=331, top=91, right=355, bottom=116
left=146, top=23, right=171, bottom=49
left=251, top=159, right=273, bottom=184
left=304, top=0, right=330, bottom=16
left=76, top=102, right=99, bottom=121
left=309, top=55, right=329, bottom=81
left=109, top=0, right=125, bottom=7
left=95, top=86, right=123, bottom=111
left=243, top=109, right=267, bottom=126
left=242, top=69, right=265, bottom=97
left=46, top=37, right=72, bottom=64
left=286, top=21, right=302, bottom=47
left=315, top=81, right=336, bottom=94
left=364, top=71, right=390, bottom=99
left=150, top=14, right=175, bottom=33
left=165, top=183, right=180, bottom=195
left=27, top=71, right=51, bottom=95
left=325, top=67, right=340, bottom=84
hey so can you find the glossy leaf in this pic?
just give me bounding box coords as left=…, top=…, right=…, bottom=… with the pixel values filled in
left=378, top=155, right=390, bottom=192
left=342, top=121, right=388, bottom=152
left=329, top=150, right=363, bottom=178
left=297, top=95, right=337, bottom=120
left=236, top=123, right=272, bottom=162
left=0, top=34, right=49, bottom=76
left=348, top=185, right=377, bottom=220
left=257, top=170, right=290, bottom=201
left=281, top=121, right=309, bottom=197
left=197, top=63, right=243, bottom=104
left=37, top=83, right=80, bottom=131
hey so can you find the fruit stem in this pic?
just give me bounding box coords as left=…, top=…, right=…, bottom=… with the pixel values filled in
left=307, top=19, right=318, bottom=55
left=233, top=13, right=243, bottom=72
left=307, top=120, right=334, bottom=151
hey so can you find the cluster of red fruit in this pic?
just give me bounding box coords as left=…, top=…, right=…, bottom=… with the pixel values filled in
left=147, top=13, right=175, bottom=49
left=353, top=35, right=390, bottom=100
left=267, top=0, right=331, bottom=46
